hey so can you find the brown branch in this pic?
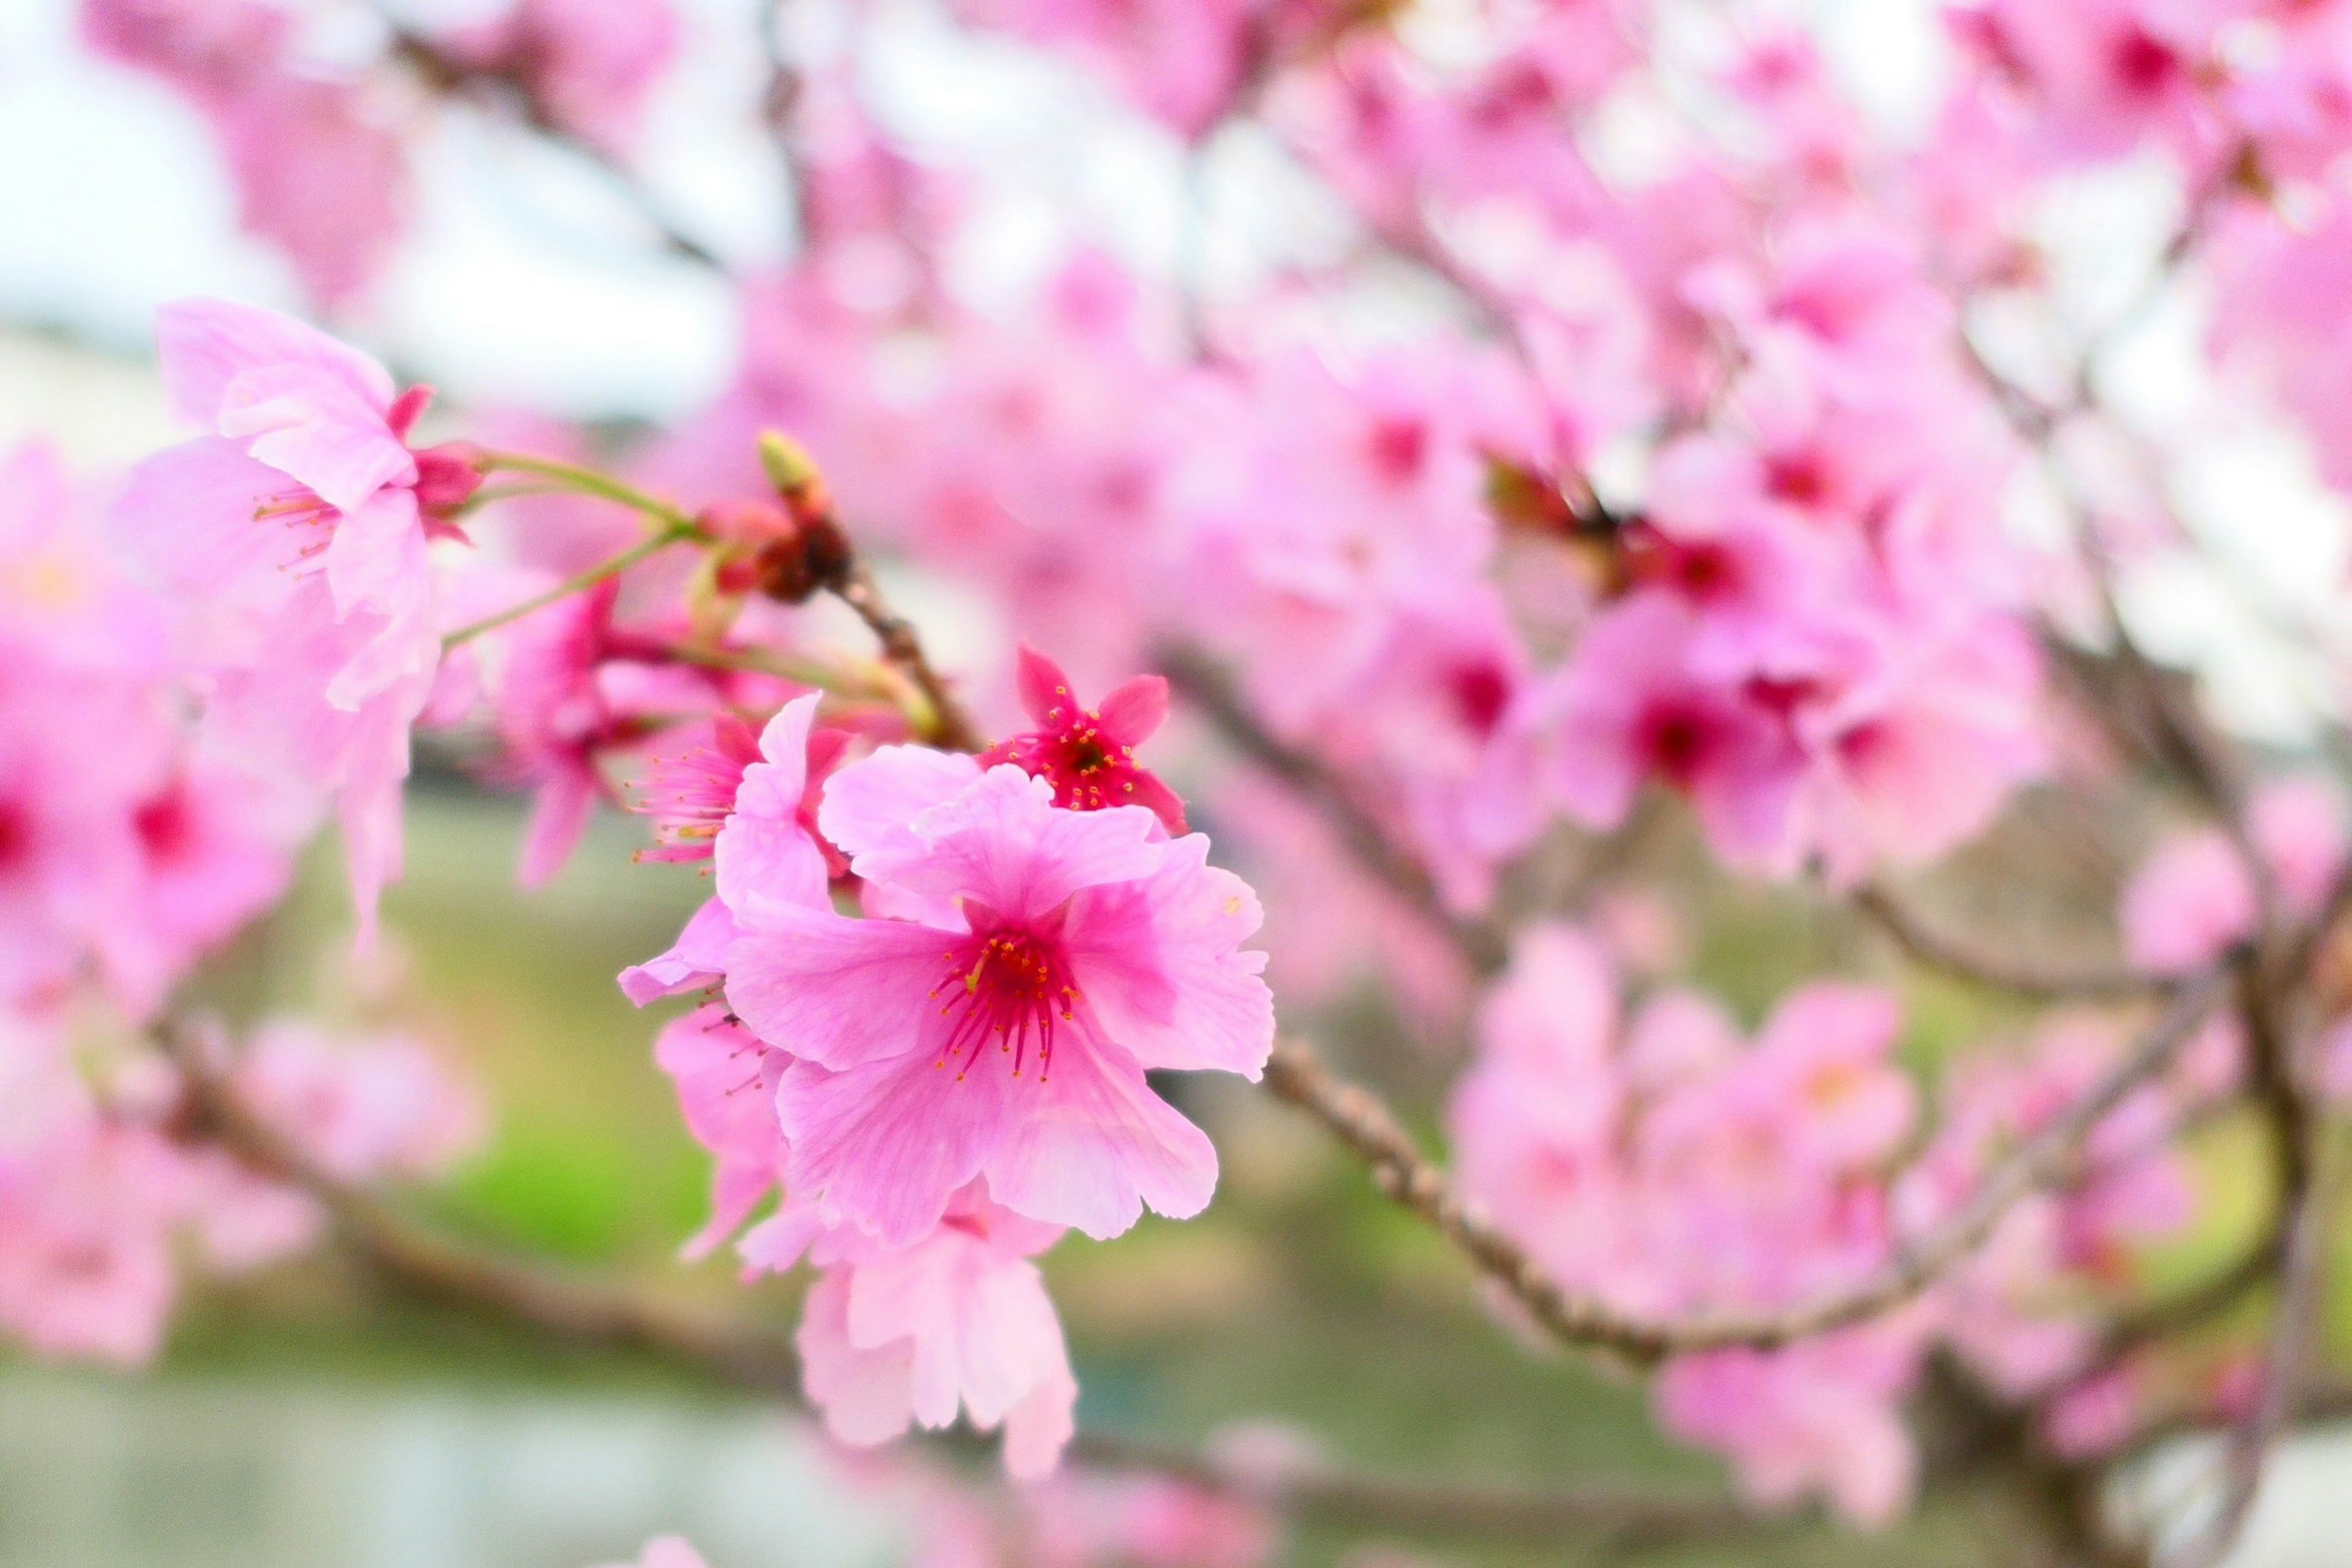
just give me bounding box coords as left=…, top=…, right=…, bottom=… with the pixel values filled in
left=1853, top=883, right=2159, bottom=1002
left=829, top=563, right=986, bottom=753
left=386, top=29, right=725, bottom=272
left=161, top=1027, right=1757, bottom=1548
left=160, top=1026, right=804, bottom=1392
left=1264, top=970, right=2230, bottom=1365
left=1160, top=644, right=1509, bottom=976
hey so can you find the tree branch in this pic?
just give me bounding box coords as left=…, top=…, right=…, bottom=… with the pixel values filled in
left=160, top=1026, right=1758, bottom=1547
left=1264, top=970, right=2230, bottom=1365
left=1852, top=883, right=2159, bottom=1001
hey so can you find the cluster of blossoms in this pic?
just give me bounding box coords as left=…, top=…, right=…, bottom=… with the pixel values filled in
left=1451, top=924, right=2237, bottom=1520
left=629, top=655, right=1273, bottom=1473
left=0, top=396, right=477, bottom=1365
left=25, top=0, right=2352, bottom=1556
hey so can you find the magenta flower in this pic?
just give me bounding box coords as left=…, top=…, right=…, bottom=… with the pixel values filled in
left=725, top=755, right=1272, bottom=1245
left=110, top=299, right=483, bottom=935
left=981, top=645, right=1186, bottom=834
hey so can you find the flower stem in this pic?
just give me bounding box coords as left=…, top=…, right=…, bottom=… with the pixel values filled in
left=443, top=524, right=700, bottom=649
left=476, top=451, right=698, bottom=531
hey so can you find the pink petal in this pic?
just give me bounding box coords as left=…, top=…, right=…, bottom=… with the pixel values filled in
left=320, top=486, right=428, bottom=624
left=1014, top=643, right=1074, bottom=724
left=1094, top=673, right=1170, bottom=746
left=797, top=1272, right=916, bottom=1446
left=516, top=765, right=597, bottom=889
left=220, top=361, right=416, bottom=514
left=156, top=297, right=396, bottom=431
left=815, top=744, right=982, bottom=861
left=1001, top=1367, right=1078, bottom=1479
left=983, top=1031, right=1217, bottom=1240
left=778, top=1051, right=1015, bottom=1248
left=725, top=903, right=954, bottom=1069
left=619, top=897, right=737, bottom=1005
left=1063, top=838, right=1273, bottom=1076
left=106, top=437, right=307, bottom=645
left=854, top=765, right=1164, bottom=923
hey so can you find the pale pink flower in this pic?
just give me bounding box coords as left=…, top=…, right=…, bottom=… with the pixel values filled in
left=793, top=1182, right=1077, bottom=1479
left=1745, top=985, right=1916, bottom=1174
left=109, top=300, right=484, bottom=937
left=0, top=1118, right=183, bottom=1365
left=2119, top=830, right=2254, bottom=974
left=80, top=2, right=410, bottom=304
left=232, top=1020, right=481, bottom=1184
left=1447, top=925, right=1631, bottom=1291
left=592, top=1539, right=707, bottom=1568
left=726, top=756, right=1272, bottom=1244
left=2117, top=776, right=2345, bottom=974
left=1949, top=0, right=2222, bottom=164
left=1656, top=1324, right=1925, bottom=1526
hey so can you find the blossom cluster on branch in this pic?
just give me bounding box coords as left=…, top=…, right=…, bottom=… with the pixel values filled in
left=15, top=0, right=2352, bottom=1562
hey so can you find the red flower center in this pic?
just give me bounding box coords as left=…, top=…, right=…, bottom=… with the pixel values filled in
left=930, top=922, right=1080, bottom=1082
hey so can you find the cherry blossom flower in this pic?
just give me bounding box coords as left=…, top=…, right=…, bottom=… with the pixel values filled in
left=109, top=300, right=484, bottom=938
left=790, top=1182, right=1077, bottom=1479
left=725, top=755, right=1272, bottom=1245
left=981, top=646, right=1186, bottom=834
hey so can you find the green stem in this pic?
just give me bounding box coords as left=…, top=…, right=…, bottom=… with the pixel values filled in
left=476, top=452, right=697, bottom=530
left=443, top=526, right=698, bottom=648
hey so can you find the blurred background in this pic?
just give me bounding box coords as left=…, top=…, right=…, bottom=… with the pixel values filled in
left=9, top=0, right=2352, bottom=1562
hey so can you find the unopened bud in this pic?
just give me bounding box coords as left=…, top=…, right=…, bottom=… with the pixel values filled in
left=412, top=441, right=487, bottom=521
left=758, top=431, right=823, bottom=498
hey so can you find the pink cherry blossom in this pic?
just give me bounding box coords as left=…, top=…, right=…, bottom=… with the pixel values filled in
left=1541, top=592, right=1806, bottom=870
left=981, top=646, right=1186, bottom=834
left=109, top=300, right=483, bottom=938
left=620, top=693, right=840, bottom=1005
left=725, top=756, right=1272, bottom=1245
left=2119, top=776, right=2347, bottom=973
left=1656, top=1323, right=1926, bottom=1526
left=231, top=1020, right=481, bottom=1184
left=793, top=1182, right=1077, bottom=1479
left=80, top=2, right=410, bottom=304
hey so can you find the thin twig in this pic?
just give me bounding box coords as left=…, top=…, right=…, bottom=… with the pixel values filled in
left=1853, top=884, right=2160, bottom=1002
left=444, top=524, right=699, bottom=649
left=829, top=563, right=984, bottom=753
left=386, top=29, right=725, bottom=271
left=1264, top=970, right=2229, bottom=1365
left=160, top=1027, right=804, bottom=1392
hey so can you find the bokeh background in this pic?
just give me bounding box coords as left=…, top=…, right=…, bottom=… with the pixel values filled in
left=9, top=0, right=2352, bottom=1562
